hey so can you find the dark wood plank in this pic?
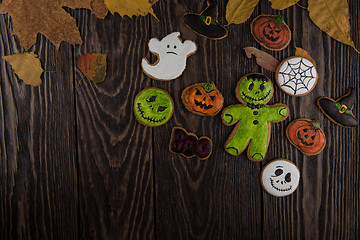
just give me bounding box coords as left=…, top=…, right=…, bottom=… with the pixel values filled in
left=260, top=1, right=360, bottom=240
left=0, top=14, right=78, bottom=240
left=72, top=10, right=154, bottom=239
left=151, top=1, right=263, bottom=239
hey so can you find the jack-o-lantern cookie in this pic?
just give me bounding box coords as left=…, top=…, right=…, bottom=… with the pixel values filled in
left=134, top=87, right=174, bottom=127
left=169, top=127, right=212, bottom=160
left=222, top=73, right=289, bottom=161
left=251, top=15, right=291, bottom=51
left=181, top=82, right=224, bottom=116
left=183, top=1, right=228, bottom=40
left=286, top=118, right=326, bottom=155
left=141, top=32, right=197, bottom=81
left=261, top=159, right=300, bottom=197
left=276, top=56, right=318, bottom=96
left=317, top=88, right=358, bottom=127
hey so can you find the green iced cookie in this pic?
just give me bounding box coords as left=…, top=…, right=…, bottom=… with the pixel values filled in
left=134, top=87, right=174, bottom=127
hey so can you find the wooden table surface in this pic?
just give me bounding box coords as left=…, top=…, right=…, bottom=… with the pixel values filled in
left=1, top=0, right=359, bottom=239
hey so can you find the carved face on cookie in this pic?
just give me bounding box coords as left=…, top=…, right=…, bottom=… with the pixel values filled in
left=261, top=159, right=300, bottom=197
left=141, top=32, right=197, bottom=80
left=134, top=88, right=174, bottom=127
left=237, top=73, right=273, bottom=105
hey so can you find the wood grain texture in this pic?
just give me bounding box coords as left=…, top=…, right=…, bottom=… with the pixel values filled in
left=72, top=9, right=154, bottom=240
left=0, top=13, right=78, bottom=240
left=0, top=0, right=359, bottom=239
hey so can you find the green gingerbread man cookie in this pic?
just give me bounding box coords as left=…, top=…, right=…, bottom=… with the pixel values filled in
left=222, top=73, right=289, bottom=161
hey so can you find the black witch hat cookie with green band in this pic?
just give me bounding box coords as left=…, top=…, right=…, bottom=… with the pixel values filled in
left=317, top=88, right=358, bottom=127
left=183, top=1, right=228, bottom=40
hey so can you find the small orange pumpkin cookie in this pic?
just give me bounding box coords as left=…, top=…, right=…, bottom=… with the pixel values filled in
left=286, top=118, right=326, bottom=155
left=181, top=82, right=224, bottom=116
left=251, top=15, right=291, bottom=51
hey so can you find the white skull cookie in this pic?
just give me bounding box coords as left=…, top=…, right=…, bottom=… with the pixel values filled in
left=141, top=32, right=197, bottom=81
left=261, top=159, right=300, bottom=197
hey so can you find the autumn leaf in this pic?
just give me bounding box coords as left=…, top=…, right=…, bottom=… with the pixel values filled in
left=268, top=0, right=299, bottom=10
left=0, top=0, right=108, bottom=50
left=308, top=0, right=358, bottom=52
left=2, top=52, right=44, bottom=86
left=226, top=0, right=259, bottom=25
left=104, top=0, right=157, bottom=18
left=77, top=53, right=107, bottom=83
left=295, top=47, right=316, bottom=67
left=244, top=47, right=279, bottom=72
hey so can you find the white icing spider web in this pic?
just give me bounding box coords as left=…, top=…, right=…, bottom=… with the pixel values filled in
left=278, top=58, right=316, bottom=95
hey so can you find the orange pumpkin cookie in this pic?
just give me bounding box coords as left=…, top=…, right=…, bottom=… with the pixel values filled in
left=181, top=82, right=224, bottom=116
left=251, top=15, right=291, bottom=51
left=286, top=118, right=326, bottom=155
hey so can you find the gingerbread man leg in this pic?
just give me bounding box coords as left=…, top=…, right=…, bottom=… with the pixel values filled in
left=225, top=133, right=250, bottom=156
left=248, top=134, right=269, bottom=160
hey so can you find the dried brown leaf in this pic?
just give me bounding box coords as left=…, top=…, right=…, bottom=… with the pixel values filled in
left=226, top=0, right=259, bottom=25
left=268, top=0, right=299, bottom=10
left=295, top=47, right=316, bottom=67
left=0, top=0, right=108, bottom=50
left=244, top=47, right=279, bottom=72
left=2, top=52, right=44, bottom=86
left=308, top=0, right=357, bottom=51
left=105, top=0, right=157, bottom=18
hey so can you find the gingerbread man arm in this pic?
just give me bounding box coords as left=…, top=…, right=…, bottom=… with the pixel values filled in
left=222, top=105, right=246, bottom=125
left=264, top=104, right=289, bottom=122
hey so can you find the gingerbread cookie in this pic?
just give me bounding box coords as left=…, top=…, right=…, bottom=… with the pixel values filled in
left=261, top=159, right=300, bottom=197
left=276, top=56, right=318, bottom=96
left=169, top=127, right=212, bottom=160
left=183, top=1, right=228, bottom=40
left=181, top=82, right=224, bottom=116
left=141, top=32, right=197, bottom=80
left=222, top=73, right=289, bottom=161
left=317, top=88, right=358, bottom=127
left=251, top=15, right=291, bottom=51
left=286, top=118, right=326, bottom=155
left=134, top=87, right=174, bottom=127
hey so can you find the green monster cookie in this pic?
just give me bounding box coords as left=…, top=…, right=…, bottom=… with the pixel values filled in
left=134, top=87, right=174, bottom=127
left=222, top=73, right=289, bottom=161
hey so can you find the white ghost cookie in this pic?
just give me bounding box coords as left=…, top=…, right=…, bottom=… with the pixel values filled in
left=141, top=32, right=197, bottom=81
left=261, top=159, right=300, bottom=197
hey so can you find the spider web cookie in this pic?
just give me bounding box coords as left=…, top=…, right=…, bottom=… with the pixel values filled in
left=276, top=57, right=318, bottom=96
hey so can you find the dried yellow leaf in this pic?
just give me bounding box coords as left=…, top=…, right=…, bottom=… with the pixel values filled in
left=295, top=47, right=316, bottom=67
left=2, top=52, right=44, bottom=86
left=226, top=0, right=259, bottom=25
left=269, top=0, right=299, bottom=10
left=104, top=0, right=157, bottom=18
left=308, top=0, right=356, bottom=51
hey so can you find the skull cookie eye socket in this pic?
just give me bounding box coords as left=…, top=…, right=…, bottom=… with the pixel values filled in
left=248, top=82, right=254, bottom=91
left=147, top=95, right=157, bottom=102
left=285, top=173, right=291, bottom=182
left=195, top=90, right=202, bottom=95
left=157, top=106, right=167, bottom=112
left=274, top=169, right=283, bottom=176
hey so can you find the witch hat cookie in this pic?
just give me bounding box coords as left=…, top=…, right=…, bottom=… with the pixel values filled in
left=317, top=88, right=358, bottom=127
left=183, top=1, right=228, bottom=40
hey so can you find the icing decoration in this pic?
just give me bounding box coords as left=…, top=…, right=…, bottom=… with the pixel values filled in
left=317, top=88, right=358, bottom=127
left=134, top=87, right=174, bottom=127
left=286, top=118, right=326, bottom=155
left=222, top=73, right=288, bottom=161
left=276, top=56, right=318, bottom=96
left=141, top=32, right=197, bottom=80
left=181, top=82, right=224, bottom=116
left=183, top=1, right=228, bottom=40
left=251, top=15, right=291, bottom=51
left=261, top=159, right=300, bottom=197
left=169, top=127, right=212, bottom=160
